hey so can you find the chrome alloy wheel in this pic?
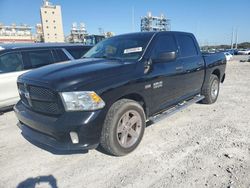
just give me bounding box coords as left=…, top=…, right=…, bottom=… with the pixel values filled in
left=116, top=110, right=142, bottom=148
left=211, top=79, right=219, bottom=100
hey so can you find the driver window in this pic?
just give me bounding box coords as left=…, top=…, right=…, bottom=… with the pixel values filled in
left=0, top=52, right=23, bottom=74
left=152, top=35, right=177, bottom=58
left=105, top=45, right=117, bottom=56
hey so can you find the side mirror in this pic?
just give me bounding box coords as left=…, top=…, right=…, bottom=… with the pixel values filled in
left=153, top=51, right=177, bottom=63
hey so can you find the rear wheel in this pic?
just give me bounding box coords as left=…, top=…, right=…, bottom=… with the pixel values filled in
left=100, top=99, right=146, bottom=156
left=201, top=74, right=220, bottom=104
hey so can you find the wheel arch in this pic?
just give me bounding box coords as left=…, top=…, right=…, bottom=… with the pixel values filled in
left=212, top=69, right=221, bottom=80
left=118, top=93, right=148, bottom=118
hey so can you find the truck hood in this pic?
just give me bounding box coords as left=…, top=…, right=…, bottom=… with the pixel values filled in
left=19, top=58, right=136, bottom=91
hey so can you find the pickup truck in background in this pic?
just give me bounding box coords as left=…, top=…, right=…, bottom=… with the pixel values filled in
left=14, top=31, right=226, bottom=156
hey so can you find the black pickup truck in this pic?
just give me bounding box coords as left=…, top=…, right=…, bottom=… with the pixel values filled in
left=14, top=31, right=226, bottom=156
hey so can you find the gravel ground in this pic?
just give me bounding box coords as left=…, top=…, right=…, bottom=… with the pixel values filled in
left=0, top=55, right=250, bottom=188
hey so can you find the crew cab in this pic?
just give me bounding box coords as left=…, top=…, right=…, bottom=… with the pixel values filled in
left=0, top=43, right=92, bottom=110
left=14, top=32, right=226, bottom=156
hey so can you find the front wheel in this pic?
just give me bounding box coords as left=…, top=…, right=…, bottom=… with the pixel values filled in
left=100, top=99, right=146, bottom=156
left=201, top=74, right=220, bottom=104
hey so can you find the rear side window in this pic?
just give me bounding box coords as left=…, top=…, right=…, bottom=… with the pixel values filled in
left=54, top=49, right=70, bottom=62
left=27, top=50, right=54, bottom=68
left=0, top=52, right=23, bottom=73
left=177, top=35, right=198, bottom=57
left=66, top=47, right=89, bottom=59
left=152, top=34, right=177, bottom=58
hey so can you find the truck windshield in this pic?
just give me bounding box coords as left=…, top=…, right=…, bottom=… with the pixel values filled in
left=83, top=34, right=153, bottom=61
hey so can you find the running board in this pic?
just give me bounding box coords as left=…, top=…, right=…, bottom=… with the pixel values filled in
left=149, top=95, right=205, bottom=123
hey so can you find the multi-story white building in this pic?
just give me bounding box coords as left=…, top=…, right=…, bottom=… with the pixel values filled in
left=40, top=0, right=64, bottom=42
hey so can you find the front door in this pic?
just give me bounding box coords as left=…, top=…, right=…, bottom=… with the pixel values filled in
left=145, top=33, right=185, bottom=115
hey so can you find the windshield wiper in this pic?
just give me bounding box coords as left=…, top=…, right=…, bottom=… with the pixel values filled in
left=93, top=55, right=123, bottom=61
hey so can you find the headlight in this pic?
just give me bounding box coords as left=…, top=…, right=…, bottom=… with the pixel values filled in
left=60, top=91, right=105, bottom=111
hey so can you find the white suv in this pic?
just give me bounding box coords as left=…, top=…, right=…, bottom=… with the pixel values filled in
left=0, top=43, right=92, bottom=110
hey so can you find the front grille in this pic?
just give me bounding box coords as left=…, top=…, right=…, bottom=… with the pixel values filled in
left=32, top=100, right=60, bottom=114
left=17, top=83, right=63, bottom=115
left=29, top=86, right=56, bottom=101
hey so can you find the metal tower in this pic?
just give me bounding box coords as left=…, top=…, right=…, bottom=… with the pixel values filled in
left=141, top=12, right=171, bottom=32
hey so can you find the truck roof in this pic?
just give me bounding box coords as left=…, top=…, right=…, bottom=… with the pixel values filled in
left=117, top=31, right=193, bottom=38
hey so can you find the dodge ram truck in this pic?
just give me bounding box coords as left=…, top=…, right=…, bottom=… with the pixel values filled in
left=14, top=31, right=226, bottom=156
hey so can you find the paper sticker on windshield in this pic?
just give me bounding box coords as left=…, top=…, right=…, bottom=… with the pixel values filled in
left=124, top=47, right=142, bottom=54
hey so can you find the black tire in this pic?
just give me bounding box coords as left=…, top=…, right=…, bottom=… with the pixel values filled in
left=100, top=99, right=146, bottom=156
left=201, top=74, right=220, bottom=104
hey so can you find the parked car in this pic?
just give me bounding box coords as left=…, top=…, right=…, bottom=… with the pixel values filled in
left=224, top=52, right=233, bottom=61
left=0, top=43, right=92, bottom=110
left=227, top=49, right=238, bottom=55
left=237, top=49, right=250, bottom=55
left=14, top=31, right=226, bottom=156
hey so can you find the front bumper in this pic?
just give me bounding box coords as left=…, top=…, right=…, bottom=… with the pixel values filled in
left=14, top=101, right=106, bottom=152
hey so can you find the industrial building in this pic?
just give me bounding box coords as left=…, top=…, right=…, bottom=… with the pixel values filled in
left=40, top=0, right=64, bottom=42
left=0, top=0, right=114, bottom=44
left=66, top=22, right=88, bottom=43
left=34, top=23, right=43, bottom=42
left=66, top=23, right=114, bottom=44
left=0, top=23, right=34, bottom=43
left=141, top=12, right=171, bottom=32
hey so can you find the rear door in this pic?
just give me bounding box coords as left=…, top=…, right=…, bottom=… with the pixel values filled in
left=23, top=49, right=55, bottom=69
left=175, top=33, right=205, bottom=97
left=0, top=51, right=27, bottom=108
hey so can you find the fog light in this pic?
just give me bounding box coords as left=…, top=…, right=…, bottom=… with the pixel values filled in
left=70, top=132, right=79, bottom=144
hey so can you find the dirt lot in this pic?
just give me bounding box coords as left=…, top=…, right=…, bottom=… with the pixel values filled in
left=0, top=55, right=249, bottom=188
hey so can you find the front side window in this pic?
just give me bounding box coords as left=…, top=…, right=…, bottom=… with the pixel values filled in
left=27, top=50, right=54, bottom=68
left=84, top=34, right=153, bottom=61
left=0, top=52, right=23, bottom=74
left=177, top=35, right=198, bottom=58
left=151, top=34, right=177, bottom=58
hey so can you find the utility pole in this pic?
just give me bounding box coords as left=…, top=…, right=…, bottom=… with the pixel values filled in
left=231, top=27, right=234, bottom=49
left=132, top=6, right=135, bottom=32
left=235, top=28, right=238, bottom=49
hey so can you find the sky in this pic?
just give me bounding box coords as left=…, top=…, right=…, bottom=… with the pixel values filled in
left=0, top=0, right=249, bottom=45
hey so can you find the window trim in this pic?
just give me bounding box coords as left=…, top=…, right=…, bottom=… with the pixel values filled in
left=53, top=48, right=71, bottom=61
left=62, top=48, right=74, bottom=60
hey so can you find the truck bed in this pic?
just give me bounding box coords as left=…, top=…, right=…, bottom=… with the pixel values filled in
left=202, top=52, right=226, bottom=66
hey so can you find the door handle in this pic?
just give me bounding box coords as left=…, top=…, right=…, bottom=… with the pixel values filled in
left=175, top=66, right=183, bottom=71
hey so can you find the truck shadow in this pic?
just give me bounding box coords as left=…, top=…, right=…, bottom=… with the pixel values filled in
left=17, top=175, right=58, bottom=188
left=0, top=106, right=14, bottom=115
left=146, top=120, right=154, bottom=127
